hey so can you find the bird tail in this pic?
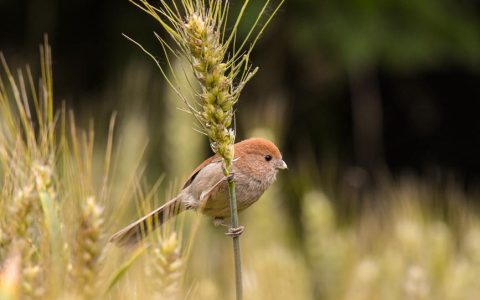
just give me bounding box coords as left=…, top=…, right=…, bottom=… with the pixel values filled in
left=109, top=196, right=184, bottom=247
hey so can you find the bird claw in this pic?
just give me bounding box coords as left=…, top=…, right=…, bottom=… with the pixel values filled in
left=225, top=226, right=244, bottom=237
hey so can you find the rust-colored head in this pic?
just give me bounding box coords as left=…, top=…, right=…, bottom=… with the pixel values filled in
left=234, top=137, right=287, bottom=180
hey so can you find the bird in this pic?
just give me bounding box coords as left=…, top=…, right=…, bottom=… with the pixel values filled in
left=109, top=137, right=287, bottom=247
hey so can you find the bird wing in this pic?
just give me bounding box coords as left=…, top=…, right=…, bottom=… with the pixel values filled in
left=182, top=154, right=221, bottom=189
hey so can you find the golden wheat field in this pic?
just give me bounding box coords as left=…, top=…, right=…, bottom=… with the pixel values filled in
left=1, top=1, right=480, bottom=300
left=1, top=39, right=480, bottom=300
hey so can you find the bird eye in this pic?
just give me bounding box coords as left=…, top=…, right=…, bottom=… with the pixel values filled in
left=265, top=155, right=272, bottom=162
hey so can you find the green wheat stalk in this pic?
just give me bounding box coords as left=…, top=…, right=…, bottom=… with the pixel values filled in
left=128, top=1, right=284, bottom=298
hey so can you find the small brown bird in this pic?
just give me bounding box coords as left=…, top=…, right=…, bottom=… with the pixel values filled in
left=110, top=137, right=287, bottom=247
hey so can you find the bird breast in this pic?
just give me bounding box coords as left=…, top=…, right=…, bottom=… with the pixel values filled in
left=184, top=160, right=276, bottom=217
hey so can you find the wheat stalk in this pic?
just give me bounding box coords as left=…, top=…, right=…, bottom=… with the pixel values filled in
left=11, top=186, right=45, bottom=299
left=128, top=1, right=284, bottom=298
left=72, top=196, right=105, bottom=298
left=150, top=232, right=183, bottom=299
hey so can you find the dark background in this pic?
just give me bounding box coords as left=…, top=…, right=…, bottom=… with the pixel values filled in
left=1, top=0, right=479, bottom=187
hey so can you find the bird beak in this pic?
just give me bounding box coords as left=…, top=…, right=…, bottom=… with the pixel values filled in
left=276, top=159, right=288, bottom=170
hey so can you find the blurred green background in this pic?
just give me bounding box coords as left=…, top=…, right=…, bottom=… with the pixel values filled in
left=1, top=0, right=480, bottom=299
